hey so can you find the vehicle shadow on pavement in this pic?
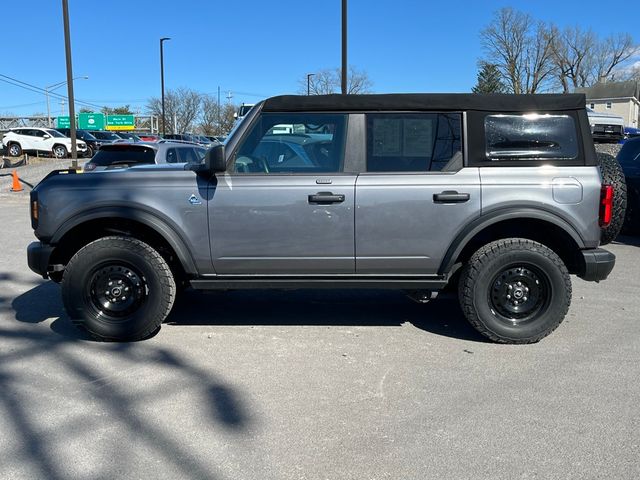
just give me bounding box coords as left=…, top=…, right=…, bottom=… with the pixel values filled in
left=9, top=281, right=486, bottom=343
left=613, top=234, right=640, bottom=247
left=166, top=289, right=487, bottom=343
left=4, top=282, right=252, bottom=480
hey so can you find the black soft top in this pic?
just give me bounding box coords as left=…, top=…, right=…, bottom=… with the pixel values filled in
left=262, top=93, right=586, bottom=113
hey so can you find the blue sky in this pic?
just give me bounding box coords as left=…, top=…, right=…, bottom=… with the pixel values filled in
left=1, top=0, right=638, bottom=116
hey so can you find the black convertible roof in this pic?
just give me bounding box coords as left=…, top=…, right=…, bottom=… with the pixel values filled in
left=262, top=93, right=586, bottom=112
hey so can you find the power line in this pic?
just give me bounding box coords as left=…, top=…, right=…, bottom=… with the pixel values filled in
left=0, top=73, right=105, bottom=111
left=0, top=101, right=46, bottom=110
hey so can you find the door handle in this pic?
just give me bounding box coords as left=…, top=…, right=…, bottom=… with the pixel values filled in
left=308, top=192, right=345, bottom=204
left=433, top=191, right=470, bottom=203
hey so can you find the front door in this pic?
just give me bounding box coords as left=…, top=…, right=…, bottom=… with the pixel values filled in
left=355, top=112, right=481, bottom=274
left=209, top=112, right=356, bottom=274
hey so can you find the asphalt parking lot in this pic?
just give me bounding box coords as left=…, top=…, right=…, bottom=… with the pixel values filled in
left=0, top=192, right=639, bottom=480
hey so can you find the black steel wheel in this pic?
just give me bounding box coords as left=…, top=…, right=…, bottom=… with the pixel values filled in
left=488, top=264, right=551, bottom=325
left=459, top=238, right=571, bottom=344
left=62, top=236, right=176, bottom=341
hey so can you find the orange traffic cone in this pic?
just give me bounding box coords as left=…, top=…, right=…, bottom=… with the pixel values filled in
left=10, top=170, right=23, bottom=192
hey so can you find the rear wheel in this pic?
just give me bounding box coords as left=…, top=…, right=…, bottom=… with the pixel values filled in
left=459, top=238, right=571, bottom=344
left=62, top=236, right=176, bottom=341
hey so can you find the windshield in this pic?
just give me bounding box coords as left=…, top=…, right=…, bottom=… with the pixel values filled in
left=45, top=129, right=65, bottom=138
left=94, top=131, right=121, bottom=140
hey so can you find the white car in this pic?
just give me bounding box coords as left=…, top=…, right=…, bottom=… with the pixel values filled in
left=2, top=127, right=87, bottom=158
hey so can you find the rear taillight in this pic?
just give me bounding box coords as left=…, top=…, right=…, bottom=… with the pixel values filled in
left=599, top=184, right=613, bottom=228
left=30, top=191, right=38, bottom=230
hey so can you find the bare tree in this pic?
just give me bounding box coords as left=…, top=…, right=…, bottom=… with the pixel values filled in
left=198, top=97, right=238, bottom=136
left=146, top=87, right=201, bottom=134
left=480, top=8, right=556, bottom=93
left=595, top=33, right=636, bottom=82
left=199, top=95, right=220, bottom=135
left=550, top=26, right=636, bottom=91
left=298, top=66, right=373, bottom=94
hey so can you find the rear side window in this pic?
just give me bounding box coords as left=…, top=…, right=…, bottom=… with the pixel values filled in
left=366, top=113, right=462, bottom=172
left=90, top=147, right=156, bottom=167
left=485, top=114, right=578, bottom=160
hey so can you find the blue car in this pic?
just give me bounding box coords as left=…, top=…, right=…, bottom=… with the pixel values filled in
left=616, top=137, right=640, bottom=233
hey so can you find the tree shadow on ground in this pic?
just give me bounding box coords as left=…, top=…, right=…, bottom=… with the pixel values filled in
left=3, top=283, right=252, bottom=480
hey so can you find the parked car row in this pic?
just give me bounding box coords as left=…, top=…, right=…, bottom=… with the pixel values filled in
left=1, top=127, right=225, bottom=158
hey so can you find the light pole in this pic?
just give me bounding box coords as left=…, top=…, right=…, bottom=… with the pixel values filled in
left=46, top=75, right=88, bottom=127
left=61, top=0, right=79, bottom=168
left=307, top=73, right=315, bottom=95
left=341, top=0, right=347, bottom=94
left=160, top=37, right=171, bottom=135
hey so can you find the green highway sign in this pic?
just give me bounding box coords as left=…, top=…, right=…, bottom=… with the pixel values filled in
left=78, top=113, right=105, bottom=130
left=106, top=115, right=135, bottom=131
left=56, top=116, right=71, bottom=128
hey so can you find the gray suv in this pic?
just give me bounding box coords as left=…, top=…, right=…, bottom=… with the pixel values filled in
left=27, top=93, right=618, bottom=344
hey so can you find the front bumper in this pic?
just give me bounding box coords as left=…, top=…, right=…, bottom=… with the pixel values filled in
left=27, top=241, right=54, bottom=279
left=579, top=248, right=616, bottom=282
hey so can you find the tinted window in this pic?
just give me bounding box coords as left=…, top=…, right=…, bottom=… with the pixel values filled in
left=90, top=147, right=156, bottom=167
left=177, top=147, right=199, bottom=163
left=165, top=148, right=178, bottom=163
left=366, top=113, right=462, bottom=172
left=233, top=113, right=347, bottom=174
left=45, top=129, right=65, bottom=138
left=485, top=114, right=578, bottom=160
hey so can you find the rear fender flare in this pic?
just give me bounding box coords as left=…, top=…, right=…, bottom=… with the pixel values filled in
left=439, top=208, right=586, bottom=275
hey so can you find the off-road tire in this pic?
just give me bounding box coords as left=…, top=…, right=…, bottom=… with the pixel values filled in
left=459, top=238, right=571, bottom=344
left=62, top=236, right=176, bottom=341
left=7, top=142, right=22, bottom=157
left=597, top=152, right=627, bottom=245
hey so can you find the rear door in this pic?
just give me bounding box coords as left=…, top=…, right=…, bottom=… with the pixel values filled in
left=355, top=112, right=481, bottom=274
left=209, top=112, right=356, bottom=274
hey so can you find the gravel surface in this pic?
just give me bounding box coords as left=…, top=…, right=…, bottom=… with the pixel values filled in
left=0, top=157, right=73, bottom=198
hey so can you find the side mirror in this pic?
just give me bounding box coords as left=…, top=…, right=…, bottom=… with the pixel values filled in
left=43, top=134, right=51, bottom=139
left=188, top=144, right=226, bottom=175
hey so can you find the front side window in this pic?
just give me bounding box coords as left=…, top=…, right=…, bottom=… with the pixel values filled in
left=233, top=113, right=347, bottom=174
left=485, top=114, right=578, bottom=160
left=366, top=113, right=462, bottom=172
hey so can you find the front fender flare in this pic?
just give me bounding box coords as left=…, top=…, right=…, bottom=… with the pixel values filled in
left=50, top=206, right=199, bottom=275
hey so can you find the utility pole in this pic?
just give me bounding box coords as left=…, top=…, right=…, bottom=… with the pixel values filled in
left=341, top=0, right=347, bottom=94
left=62, top=0, right=78, bottom=168
left=160, top=37, right=171, bottom=136
left=217, top=85, right=221, bottom=135
left=307, top=73, right=315, bottom=95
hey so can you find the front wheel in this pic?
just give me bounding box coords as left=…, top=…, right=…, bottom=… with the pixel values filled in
left=52, top=144, right=68, bottom=158
left=458, top=238, right=571, bottom=344
left=61, top=236, right=176, bottom=341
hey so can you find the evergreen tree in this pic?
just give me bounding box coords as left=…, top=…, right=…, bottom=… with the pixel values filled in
left=472, top=63, right=507, bottom=93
